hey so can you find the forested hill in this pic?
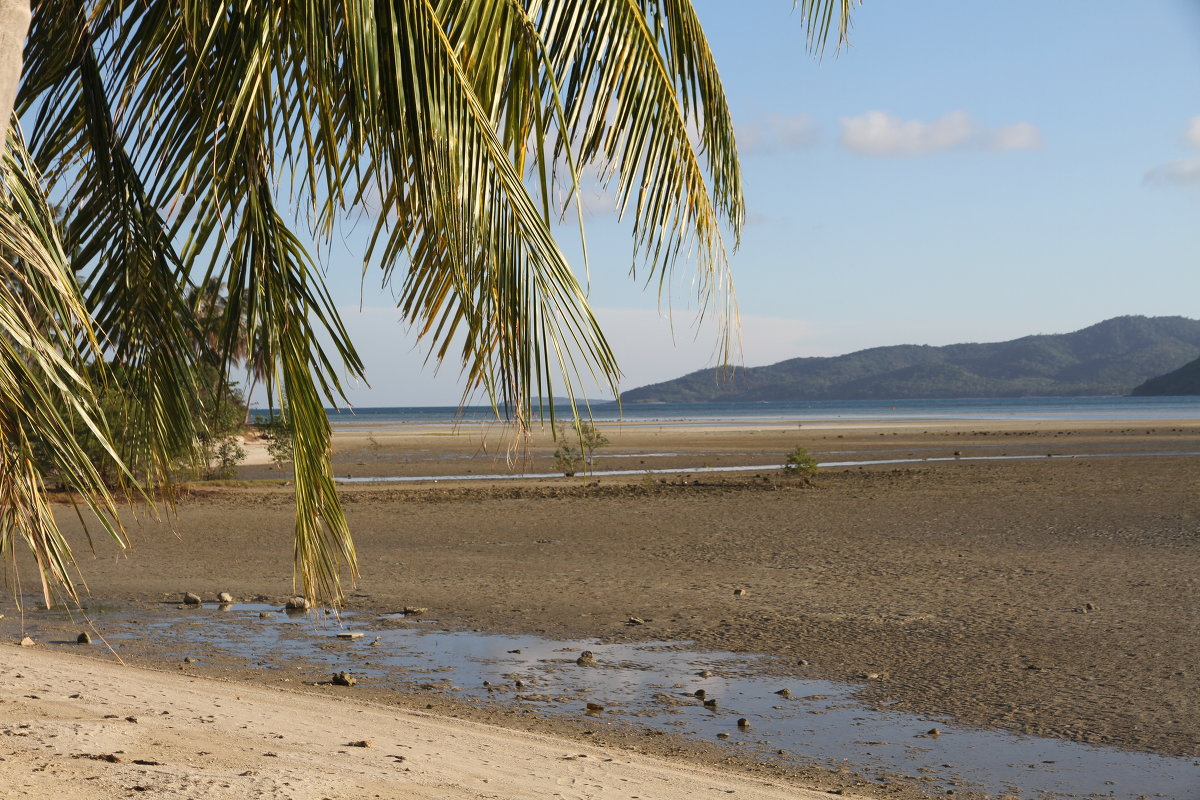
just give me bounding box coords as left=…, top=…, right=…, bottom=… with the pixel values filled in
left=1131, top=355, right=1200, bottom=396
left=621, top=316, right=1200, bottom=403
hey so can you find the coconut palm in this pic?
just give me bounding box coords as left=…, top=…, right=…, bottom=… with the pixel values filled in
left=0, top=1, right=852, bottom=608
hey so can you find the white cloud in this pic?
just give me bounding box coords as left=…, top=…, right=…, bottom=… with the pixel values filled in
left=839, top=110, right=975, bottom=156
left=1144, top=157, right=1200, bottom=187
left=839, top=111, right=1041, bottom=157
left=739, top=114, right=821, bottom=154
left=1186, top=116, right=1200, bottom=149
left=989, top=121, right=1043, bottom=151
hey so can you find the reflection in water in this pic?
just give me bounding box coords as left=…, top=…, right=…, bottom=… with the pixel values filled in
left=25, top=602, right=1198, bottom=800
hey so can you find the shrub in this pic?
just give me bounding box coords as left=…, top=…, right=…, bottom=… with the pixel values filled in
left=782, top=445, right=819, bottom=477
left=553, top=420, right=609, bottom=476
left=256, top=419, right=295, bottom=466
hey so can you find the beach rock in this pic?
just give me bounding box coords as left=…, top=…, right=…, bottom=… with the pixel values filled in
left=19, top=636, right=34, bottom=647
left=733, top=588, right=747, bottom=597
left=693, top=689, right=707, bottom=699
left=77, top=632, right=91, bottom=645
left=183, top=592, right=202, bottom=605
left=285, top=596, right=311, bottom=610
left=737, top=718, right=750, bottom=728
left=576, top=650, right=596, bottom=666
left=331, top=672, right=357, bottom=687
left=626, top=616, right=645, bottom=625
left=716, top=732, right=730, bottom=739
left=259, top=611, right=272, bottom=618
left=774, top=688, right=791, bottom=698
left=217, top=592, right=234, bottom=603
left=697, top=670, right=714, bottom=678
left=347, top=740, right=372, bottom=748
left=585, top=702, right=604, bottom=713
left=183, top=657, right=197, bottom=663
left=402, top=606, right=428, bottom=616
left=703, top=698, right=717, bottom=708
left=926, top=727, right=941, bottom=737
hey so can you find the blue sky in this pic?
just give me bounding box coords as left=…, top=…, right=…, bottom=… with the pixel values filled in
left=314, top=1, right=1200, bottom=407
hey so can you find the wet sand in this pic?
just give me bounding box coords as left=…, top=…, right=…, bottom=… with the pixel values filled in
left=3, top=418, right=1199, bottom=798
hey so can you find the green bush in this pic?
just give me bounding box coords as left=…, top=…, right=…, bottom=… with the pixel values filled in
left=553, top=420, right=609, bottom=476
left=782, top=445, right=819, bottom=477
left=33, top=363, right=248, bottom=485
left=256, top=419, right=295, bottom=466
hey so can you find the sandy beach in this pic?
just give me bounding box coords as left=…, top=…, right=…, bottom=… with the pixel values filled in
left=2, top=417, right=1199, bottom=799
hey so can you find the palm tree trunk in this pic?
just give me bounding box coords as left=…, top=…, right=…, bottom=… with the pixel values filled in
left=0, top=0, right=29, bottom=128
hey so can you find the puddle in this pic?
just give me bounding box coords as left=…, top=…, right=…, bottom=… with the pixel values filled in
left=331, top=450, right=1200, bottom=483
left=16, top=603, right=1198, bottom=799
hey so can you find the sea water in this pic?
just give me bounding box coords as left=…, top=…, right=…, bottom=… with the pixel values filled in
left=247, top=396, right=1200, bottom=429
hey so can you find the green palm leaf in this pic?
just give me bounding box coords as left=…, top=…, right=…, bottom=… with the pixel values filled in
left=4, top=0, right=855, bottom=606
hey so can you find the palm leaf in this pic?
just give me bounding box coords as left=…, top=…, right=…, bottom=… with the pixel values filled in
left=8, top=0, right=857, bottom=606
left=0, top=123, right=128, bottom=608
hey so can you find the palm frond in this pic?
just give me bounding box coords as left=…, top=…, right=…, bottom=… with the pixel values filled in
left=795, top=0, right=858, bottom=55
left=7, top=0, right=860, bottom=606
left=0, top=123, right=128, bottom=608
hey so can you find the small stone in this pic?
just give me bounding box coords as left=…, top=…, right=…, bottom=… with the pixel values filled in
left=285, top=596, right=311, bottom=610
left=369, top=637, right=382, bottom=647
left=693, top=689, right=707, bottom=699
left=19, top=636, right=34, bottom=647
left=183, top=657, right=197, bottom=664
left=331, top=671, right=357, bottom=687
left=77, top=632, right=91, bottom=645
left=626, top=616, right=645, bottom=626
left=926, top=727, right=941, bottom=737
left=716, top=732, right=730, bottom=739
left=737, top=718, right=750, bottom=728
left=703, top=698, right=717, bottom=708
left=217, top=592, right=234, bottom=603
left=336, top=632, right=365, bottom=640
left=183, top=592, right=202, bottom=605
left=697, top=670, right=713, bottom=678
left=732, top=588, right=746, bottom=597
left=774, top=688, right=791, bottom=697
left=1083, top=602, right=1098, bottom=612
left=259, top=612, right=272, bottom=618
left=347, top=740, right=372, bottom=748
left=401, top=606, right=428, bottom=616
left=576, top=651, right=596, bottom=666
left=585, top=702, right=604, bottom=713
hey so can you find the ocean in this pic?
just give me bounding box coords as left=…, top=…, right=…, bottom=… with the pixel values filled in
left=293, top=396, right=1200, bottom=429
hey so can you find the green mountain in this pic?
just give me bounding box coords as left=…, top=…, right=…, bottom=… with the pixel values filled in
left=620, top=316, right=1200, bottom=403
left=1131, top=356, right=1200, bottom=396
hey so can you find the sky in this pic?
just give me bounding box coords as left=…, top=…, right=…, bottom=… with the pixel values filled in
left=304, top=1, right=1200, bottom=408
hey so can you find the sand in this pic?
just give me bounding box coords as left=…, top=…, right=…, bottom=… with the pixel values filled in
left=0, top=645, right=838, bottom=800
left=2, top=417, right=1198, bottom=798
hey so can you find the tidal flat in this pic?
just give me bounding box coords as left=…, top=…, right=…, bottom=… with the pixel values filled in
left=5, top=419, right=1199, bottom=799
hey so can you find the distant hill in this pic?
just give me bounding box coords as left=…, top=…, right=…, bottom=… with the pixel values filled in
left=1131, top=356, right=1200, bottom=396
left=620, top=316, right=1200, bottom=403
